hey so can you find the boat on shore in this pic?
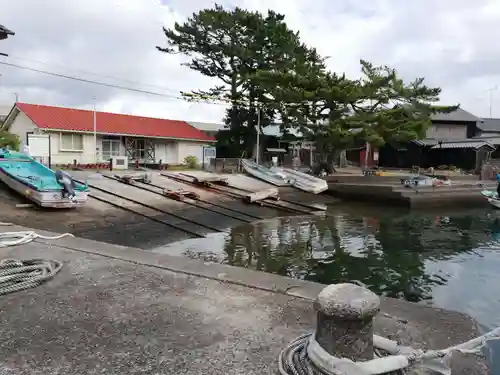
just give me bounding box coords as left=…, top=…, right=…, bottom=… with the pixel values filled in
left=240, top=159, right=293, bottom=186
left=0, top=148, right=89, bottom=208
left=481, top=190, right=500, bottom=209
left=281, top=168, right=328, bottom=194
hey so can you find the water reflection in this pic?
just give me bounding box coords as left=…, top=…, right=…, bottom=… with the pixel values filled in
left=154, top=206, right=500, bottom=329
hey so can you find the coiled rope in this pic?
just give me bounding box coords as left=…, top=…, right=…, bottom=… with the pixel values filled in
left=0, top=230, right=73, bottom=296
left=278, top=333, right=405, bottom=375
left=278, top=326, right=500, bottom=375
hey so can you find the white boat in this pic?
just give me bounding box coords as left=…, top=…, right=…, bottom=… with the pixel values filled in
left=481, top=190, right=500, bottom=209
left=240, top=159, right=293, bottom=186
left=488, top=198, right=500, bottom=209
left=0, top=148, right=89, bottom=208
left=281, top=168, right=328, bottom=194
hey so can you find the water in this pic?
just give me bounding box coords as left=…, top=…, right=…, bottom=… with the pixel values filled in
left=154, top=204, right=500, bottom=331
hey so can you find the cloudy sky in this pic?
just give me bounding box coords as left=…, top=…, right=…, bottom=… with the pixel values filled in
left=1, top=0, right=500, bottom=122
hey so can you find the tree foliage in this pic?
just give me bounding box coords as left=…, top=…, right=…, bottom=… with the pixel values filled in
left=159, top=4, right=454, bottom=163
left=157, top=4, right=325, bottom=157
left=0, top=130, right=20, bottom=151
left=350, top=60, right=457, bottom=147
left=258, top=59, right=456, bottom=166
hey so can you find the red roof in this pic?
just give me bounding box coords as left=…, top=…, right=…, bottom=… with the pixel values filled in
left=15, top=103, right=215, bottom=142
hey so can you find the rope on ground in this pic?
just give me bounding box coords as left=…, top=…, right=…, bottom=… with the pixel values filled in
left=278, top=333, right=406, bottom=375
left=278, top=327, right=500, bottom=375
left=0, top=231, right=74, bottom=247
left=0, top=231, right=73, bottom=295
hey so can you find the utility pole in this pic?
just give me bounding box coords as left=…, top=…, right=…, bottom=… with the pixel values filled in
left=255, top=105, right=261, bottom=164
left=488, top=85, right=498, bottom=118
left=92, top=97, right=97, bottom=163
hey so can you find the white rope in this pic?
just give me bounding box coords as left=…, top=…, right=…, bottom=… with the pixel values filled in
left=278, top=327, right=500, bottom=375
left=0, top=230, right=73, bottom=295
left=0, top=231, right=74, bottom=247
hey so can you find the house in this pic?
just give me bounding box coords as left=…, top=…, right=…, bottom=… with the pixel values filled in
left=187, top=121, right=225, bottom=138
left=474, top=118, right=500, bottom=138
left=1, top=102, right=215, bottom=166
left=378, top=107, right=496, bottom=171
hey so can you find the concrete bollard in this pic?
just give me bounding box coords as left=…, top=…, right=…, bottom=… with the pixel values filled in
left=314, top=283, right=381, bottom=361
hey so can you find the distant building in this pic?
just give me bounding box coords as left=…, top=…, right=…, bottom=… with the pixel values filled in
left=1, top=102, right=215, bottom=165
left=378, top=107, right=496, bottom=172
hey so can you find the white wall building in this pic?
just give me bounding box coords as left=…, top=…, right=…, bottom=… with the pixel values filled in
left=1, top=103, right=216, bottom=166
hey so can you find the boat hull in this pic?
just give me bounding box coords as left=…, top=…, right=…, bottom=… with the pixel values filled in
left=241, top=159, right=292, bottom=186
left=282, top=168, right=328, bottom=194
left=0, top=169, right=88, bottom=208
left=488, top=198, right=500, bottom=209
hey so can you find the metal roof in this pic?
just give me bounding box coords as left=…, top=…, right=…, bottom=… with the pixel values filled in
left=472, top=136, right=500, bottom=145
left=412, top=139, right=439, bottom=146
left=477, top=118, right=500, bottom=132
left=431, top=108, right=481, bottom=122
left=187, top=121, right=225, bottom=132
left=13, top=102, right=216, bottom=142
left=261, top=124, right=303, bottom=137
left=430, top=141, right=495, bottom=150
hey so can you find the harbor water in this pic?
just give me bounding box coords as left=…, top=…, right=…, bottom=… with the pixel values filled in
left=154, top=203, right=500, bottom=332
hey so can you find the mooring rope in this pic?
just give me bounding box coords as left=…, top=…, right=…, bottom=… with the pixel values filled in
left=0, top=230, right=73, bottom=295
left=278, top=326, right=499, bottom=375
left=278, top=333, right=406, bottom=375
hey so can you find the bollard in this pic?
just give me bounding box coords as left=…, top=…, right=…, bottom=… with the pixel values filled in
left=314, top=283, right=380, bottom=362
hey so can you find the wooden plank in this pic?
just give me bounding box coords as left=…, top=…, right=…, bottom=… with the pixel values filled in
left=180, top=173, right=228, bottom=185
left=115, top=174, right=151, bottom=184
left=162, top=189, right=200, bottom=201
left=244, top=188, right=279, bottom=203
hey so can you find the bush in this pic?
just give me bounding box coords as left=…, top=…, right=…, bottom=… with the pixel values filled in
left=0, top=130, right=20, bottom=151
left=449, top=165, right=457, bottom=171
left=183, top=155, right=198, bottom=169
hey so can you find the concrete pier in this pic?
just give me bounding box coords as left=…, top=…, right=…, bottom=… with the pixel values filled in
left=327, top=175, right=489, bottom=208
left=0, top=225, right=489, bottom=374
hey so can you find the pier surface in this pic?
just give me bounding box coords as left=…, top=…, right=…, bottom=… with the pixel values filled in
left=0, top=225, right=489, bottom=374
left=327, top=174, right=489, bottom=208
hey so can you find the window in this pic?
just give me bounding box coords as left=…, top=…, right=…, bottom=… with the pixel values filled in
left=101, top=137, right=121, bottom=161
left=60, top=133, right=83, bottom=151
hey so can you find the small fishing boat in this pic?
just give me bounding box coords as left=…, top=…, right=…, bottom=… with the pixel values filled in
left=0, top=148, right=89, bottom=208
left=481, top=190, right=500, bottom=209
left=281, top=168, right=328, bottom=194
left=240, top=159, right=293, bottom=186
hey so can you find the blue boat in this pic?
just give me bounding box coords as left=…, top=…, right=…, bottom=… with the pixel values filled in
left=0, top=148, right=89, bottom=208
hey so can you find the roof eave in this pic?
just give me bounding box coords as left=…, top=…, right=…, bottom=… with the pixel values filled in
left=0, top=104, right=21, bottom=131
left=38, top=128, right=215, bottom=142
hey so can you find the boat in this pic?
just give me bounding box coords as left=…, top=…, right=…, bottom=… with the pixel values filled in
left=0, top=148, right=89, bottom=208
left=281, top=168, right=328, bottom=194
left=481, top=190, right=500, bottom=209
left=400, top=175, right=451, bottom=187
left=240, top=159, right=293, bottom=186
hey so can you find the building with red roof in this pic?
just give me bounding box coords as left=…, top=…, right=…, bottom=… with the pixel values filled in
left=1, top=102, right=216, bottom=166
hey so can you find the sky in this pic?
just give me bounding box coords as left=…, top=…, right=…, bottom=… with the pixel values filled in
left=1, top=0, right=500, bottom=122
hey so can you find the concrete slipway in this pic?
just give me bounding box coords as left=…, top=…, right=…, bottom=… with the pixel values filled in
left=0, top=224, right=489, bottom=375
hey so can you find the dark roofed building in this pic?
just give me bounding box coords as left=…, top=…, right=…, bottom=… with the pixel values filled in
left=476, top=118, right=500, bottom=137
left=430, top=108, right=481, bottom=122
left=379, top=106, right=496, bottom=172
